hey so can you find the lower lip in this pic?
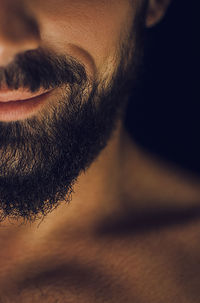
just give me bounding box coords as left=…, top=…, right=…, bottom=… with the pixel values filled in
left=0, top=91, right=52, bottom=122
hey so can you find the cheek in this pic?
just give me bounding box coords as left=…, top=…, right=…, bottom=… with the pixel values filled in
left=34, top=0, right=134, bottom=72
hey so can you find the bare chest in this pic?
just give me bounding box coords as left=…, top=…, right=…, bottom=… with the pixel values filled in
left=1, top=218, right=200, bottom=303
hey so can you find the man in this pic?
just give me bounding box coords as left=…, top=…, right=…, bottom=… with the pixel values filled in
left=0, top=0, right=200, bottom=302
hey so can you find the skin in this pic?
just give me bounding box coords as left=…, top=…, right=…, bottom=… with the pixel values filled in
left=1, top=0, right=200, bottom=302
left=0, top=0, right=149, bottom=224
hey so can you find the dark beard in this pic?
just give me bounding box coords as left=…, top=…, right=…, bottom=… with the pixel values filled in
left=0, top=10, right=145, bottom=224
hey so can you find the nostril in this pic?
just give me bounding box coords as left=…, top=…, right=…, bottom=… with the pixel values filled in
left=0, top=2, right=40, bottom=66
left=0, top=1, right=40, bottom=47
left=0, top=13, right=40, bottom=44
left=4, top=11, right=40, bottom=43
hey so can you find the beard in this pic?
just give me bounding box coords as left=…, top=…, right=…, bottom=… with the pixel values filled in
left=0, top=8, right=146, bottom=224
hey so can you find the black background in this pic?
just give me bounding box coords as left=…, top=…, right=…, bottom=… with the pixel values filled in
left=125, top=0, right=199, bottom=176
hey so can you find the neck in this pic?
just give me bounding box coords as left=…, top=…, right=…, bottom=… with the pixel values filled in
left=2, top=120, right=200, bottom=236
left=45, top=120, right=128, bottom=232
left=44, top=119, right=200, bottom=237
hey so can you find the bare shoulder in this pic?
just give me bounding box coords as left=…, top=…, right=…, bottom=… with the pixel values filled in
left=1, top=137, right=200, bottom=302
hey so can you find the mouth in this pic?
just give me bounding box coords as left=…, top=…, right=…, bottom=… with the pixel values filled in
left=0, top=88, right=50, bottom=102
left=0, top=88, right=53, bottom=122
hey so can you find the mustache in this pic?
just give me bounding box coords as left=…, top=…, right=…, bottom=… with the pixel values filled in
left=0, top=47, right=87, bottom=93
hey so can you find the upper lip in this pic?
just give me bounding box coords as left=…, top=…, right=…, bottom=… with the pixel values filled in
left=0, top=88, right=49, bottom=102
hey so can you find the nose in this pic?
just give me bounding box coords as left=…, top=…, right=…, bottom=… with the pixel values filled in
left=0, top=0, right=40, bottom=66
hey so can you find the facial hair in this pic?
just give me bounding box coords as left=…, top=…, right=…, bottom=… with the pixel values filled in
left=0, top=7, right=146, bottom=224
